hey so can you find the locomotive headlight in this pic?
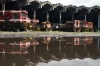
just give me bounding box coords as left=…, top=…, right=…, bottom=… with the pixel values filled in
left=26, top=19, right=30, bottom=23
left=14, top=20, right=16, bottom=22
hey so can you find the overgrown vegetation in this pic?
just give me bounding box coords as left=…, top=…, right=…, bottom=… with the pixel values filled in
left=96, top=30, right=100, bottom=32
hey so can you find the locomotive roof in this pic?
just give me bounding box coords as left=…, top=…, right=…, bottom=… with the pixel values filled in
left=0, top=10, right=28, bottom=13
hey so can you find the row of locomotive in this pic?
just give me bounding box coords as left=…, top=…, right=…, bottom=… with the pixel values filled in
left=41, top=20, right=94, bottom=32
left=0, top=10, right=94, bottom=32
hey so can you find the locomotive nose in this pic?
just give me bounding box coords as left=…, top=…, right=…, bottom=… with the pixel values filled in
left=21, top=17, right=30, bottom=23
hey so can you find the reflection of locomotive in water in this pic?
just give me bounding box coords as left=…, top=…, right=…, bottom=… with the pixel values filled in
left=73, top=37, right=93, bottom=45
left=0, top=38, right=30, bottom=54
left=60, top=37, right=93, bottom=45
left=0, top=36, right=93, bottom=59
left=0, top=37, right=100, bottom=66
left=0, top=36, right=93, bottom=53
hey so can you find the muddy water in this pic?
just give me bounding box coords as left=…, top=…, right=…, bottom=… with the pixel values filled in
left=0, top=36, right=100, bottom=66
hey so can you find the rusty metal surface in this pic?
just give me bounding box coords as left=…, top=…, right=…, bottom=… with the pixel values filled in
left=41, top=21, right=51, bottom=29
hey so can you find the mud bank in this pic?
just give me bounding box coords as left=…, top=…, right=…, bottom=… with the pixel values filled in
left=0, top=31, right=100, bottom=38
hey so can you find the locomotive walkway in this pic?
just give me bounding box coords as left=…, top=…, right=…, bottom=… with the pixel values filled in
left=0, top=31, right=100, bottom=38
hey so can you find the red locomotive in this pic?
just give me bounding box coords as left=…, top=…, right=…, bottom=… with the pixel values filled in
left=66, top=20, right=94, bottom=32
left=0, top=10, right=39, bottom=31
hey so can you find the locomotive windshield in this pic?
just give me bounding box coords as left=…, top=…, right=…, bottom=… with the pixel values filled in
left=21, top=12, right=28, bottom=17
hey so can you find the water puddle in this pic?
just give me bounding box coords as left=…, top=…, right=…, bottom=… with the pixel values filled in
left=0, top=36, right=100, bottom=66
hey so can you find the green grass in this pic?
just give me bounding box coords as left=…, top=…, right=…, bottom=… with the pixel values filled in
left=0, top=31, right=100, bottom=35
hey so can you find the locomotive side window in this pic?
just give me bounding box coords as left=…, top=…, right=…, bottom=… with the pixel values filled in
left=12, top=13, right=18, bottom=19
